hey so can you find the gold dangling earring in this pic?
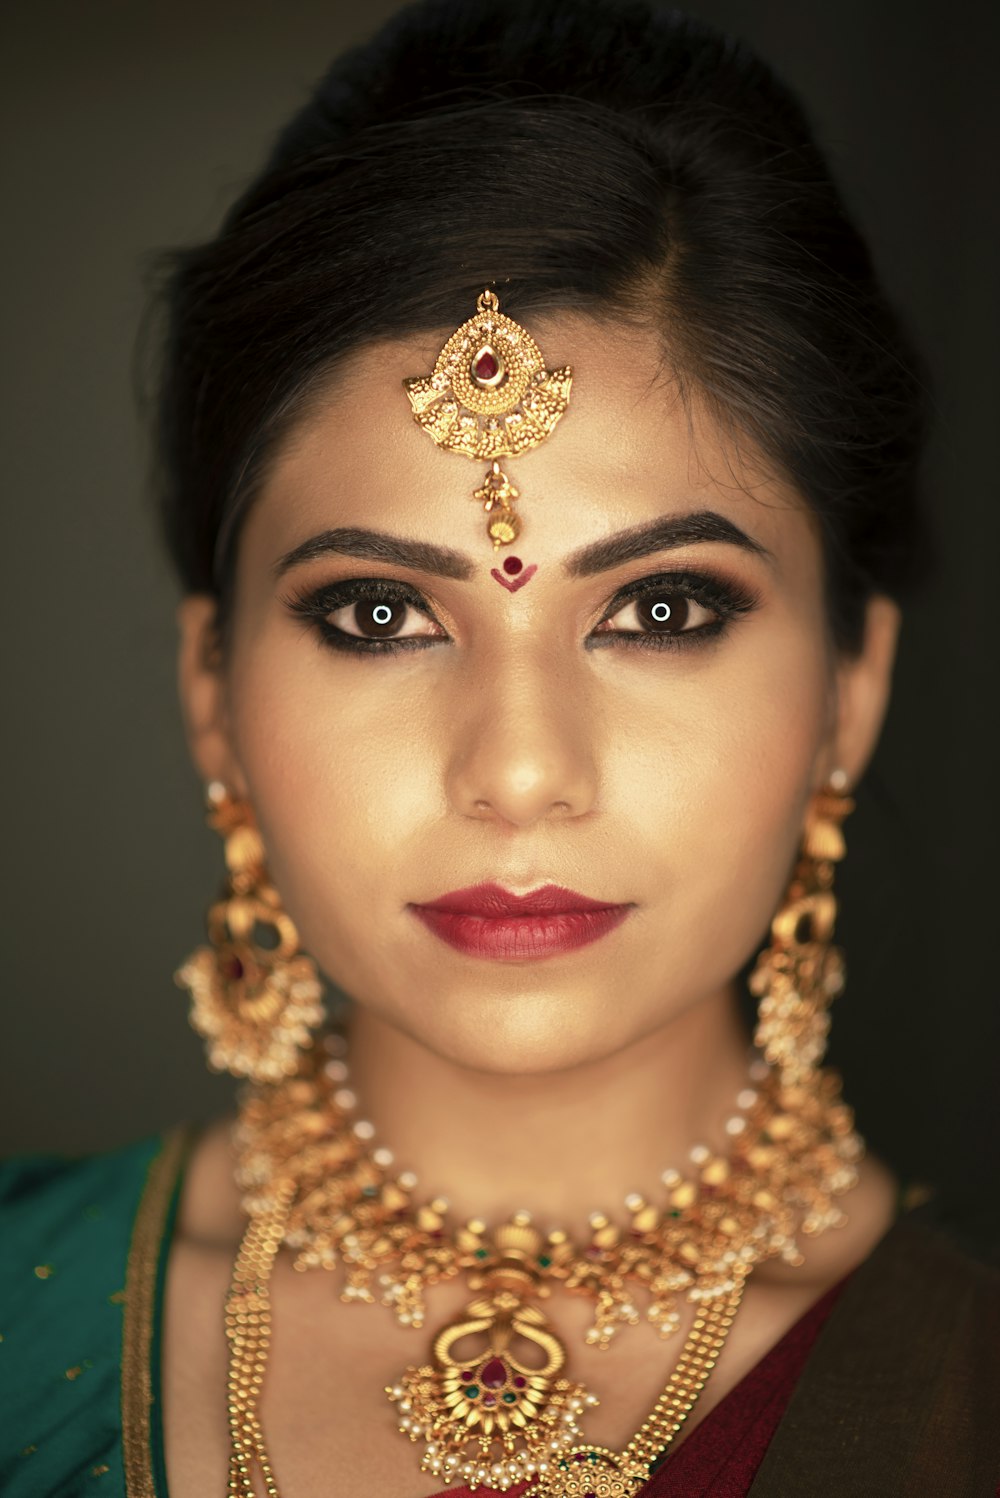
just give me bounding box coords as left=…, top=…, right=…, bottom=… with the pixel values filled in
left=748, top=769, right=855, bottom=1089
left=174, top=781, right=326, bottom=1081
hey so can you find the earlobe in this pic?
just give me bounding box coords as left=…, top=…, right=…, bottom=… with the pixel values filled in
left=827, top=594, right=902, bottom=788
left=176, top=594, right=247, bottom=793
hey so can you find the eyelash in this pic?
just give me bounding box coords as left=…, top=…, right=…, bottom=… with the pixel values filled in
left=281, top=569, right=761, bottom=658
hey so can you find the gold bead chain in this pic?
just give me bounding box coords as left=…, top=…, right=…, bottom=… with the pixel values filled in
left=223, top=1180, right=746, bottom=1498
left=225, top=1180, right=295, bottom=1498
left=622, top=1279, right=745, bottom=1468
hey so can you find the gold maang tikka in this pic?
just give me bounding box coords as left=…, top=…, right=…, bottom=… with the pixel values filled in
left=403, top=288, right=572, bottom=549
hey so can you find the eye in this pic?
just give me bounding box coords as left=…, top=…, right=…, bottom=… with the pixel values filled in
left=282, top=577, right=446, bottom=653
left=324, top=592, right=439, bottom=643
left=588, top=570, right=759, bottom=651
left=594, top=588, right=713, bottom=639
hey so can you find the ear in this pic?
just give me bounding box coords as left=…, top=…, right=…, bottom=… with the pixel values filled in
left=176, top=594, right=250, bottom=796
left=817, top=594, right=901, bottom=788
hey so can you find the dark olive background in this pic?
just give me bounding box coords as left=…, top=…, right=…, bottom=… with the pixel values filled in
left=2, top=0, right=997, bottom=1200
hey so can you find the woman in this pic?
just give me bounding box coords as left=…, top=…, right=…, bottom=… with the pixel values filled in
left=2, top=1, right=997, bottom=1494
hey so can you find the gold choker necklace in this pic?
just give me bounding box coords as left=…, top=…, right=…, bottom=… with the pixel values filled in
left=224, top=1033, right=862, bottom=1495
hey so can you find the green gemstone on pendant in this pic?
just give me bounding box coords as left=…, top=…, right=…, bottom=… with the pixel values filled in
left=538, top=1254, right=552, bottom=1267
left=474, top=1248, right=489, bottom=1259
left=464, top=1385, right=479, bottom=1398
left=502, top=1392, right=516, bottom=1404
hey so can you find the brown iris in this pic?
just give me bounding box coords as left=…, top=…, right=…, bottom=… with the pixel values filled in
left=636, top=594, right=690, bottom=632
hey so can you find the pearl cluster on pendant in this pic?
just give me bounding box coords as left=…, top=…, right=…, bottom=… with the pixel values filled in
left=387, top=1382, right=600, bottom=1493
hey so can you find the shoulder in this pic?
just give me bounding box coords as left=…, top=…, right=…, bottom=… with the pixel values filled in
left=0, top=1129, right=191, bottom=1497
left=747, top=1188, right=1000, bottom=1497
left=859, top=1186, right=1000, bottom=1317
left=0, top=1131, right=173, bottom=1230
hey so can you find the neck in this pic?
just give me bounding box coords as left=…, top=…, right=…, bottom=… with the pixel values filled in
left=345, top=985, right=752, bottom=1238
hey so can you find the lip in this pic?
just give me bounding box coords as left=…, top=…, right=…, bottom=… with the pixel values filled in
left=409, top=882, right=634, bottom=960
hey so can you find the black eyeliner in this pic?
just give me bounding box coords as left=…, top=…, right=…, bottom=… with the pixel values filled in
left=282, top=577, right=442, bottom=654
left=585, top=569, right=760, bottom=653
left=599, top=568, right=759, bottom=619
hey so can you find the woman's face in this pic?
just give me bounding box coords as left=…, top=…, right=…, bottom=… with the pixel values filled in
left=179, top=315, right=897, bottom=1075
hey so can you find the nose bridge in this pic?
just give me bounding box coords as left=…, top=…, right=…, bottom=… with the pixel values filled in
left=444, top=637, right=600, bottom=825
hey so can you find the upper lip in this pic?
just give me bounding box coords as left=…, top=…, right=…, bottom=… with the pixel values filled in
left=413, top=882, right=626, bottom=916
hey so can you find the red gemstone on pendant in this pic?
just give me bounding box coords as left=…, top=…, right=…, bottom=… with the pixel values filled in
left=222, top=954, right=244, bottom=980
left=473, top=350, right=500, bottom=382
left=480, top=1357, right=507, bottom=1389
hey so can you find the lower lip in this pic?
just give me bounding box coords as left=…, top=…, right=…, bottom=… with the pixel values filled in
left=409, top=905, right=632, bottom=960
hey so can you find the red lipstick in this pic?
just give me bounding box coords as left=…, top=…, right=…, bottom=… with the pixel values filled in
left=409, top=882, right=633, bottom=960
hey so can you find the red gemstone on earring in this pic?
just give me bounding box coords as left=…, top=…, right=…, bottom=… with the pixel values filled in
left=480, top=1358, right=507, bottom=1389
left=473, top=350, right=500, bottom=381
left=222, top=954, right=244, bottom=980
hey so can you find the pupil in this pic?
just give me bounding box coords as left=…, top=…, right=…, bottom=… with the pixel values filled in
left=358, top=600, right=404, bottom=637
left=637, top=594, right=689, bottom=632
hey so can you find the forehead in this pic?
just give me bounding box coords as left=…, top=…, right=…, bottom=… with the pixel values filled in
left=244, top=312, right=813, bottom=566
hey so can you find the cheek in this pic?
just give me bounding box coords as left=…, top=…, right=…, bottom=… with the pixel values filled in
left=615, top=607, right=833, bottom=976
left=225, top=633, right=437, bottom=949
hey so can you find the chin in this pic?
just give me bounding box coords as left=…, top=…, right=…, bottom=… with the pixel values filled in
left=393, top=988, right=641, bottom=1077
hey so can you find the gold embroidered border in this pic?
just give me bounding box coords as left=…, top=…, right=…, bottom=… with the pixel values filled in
left=121, top=1126, right=190, bottom=1498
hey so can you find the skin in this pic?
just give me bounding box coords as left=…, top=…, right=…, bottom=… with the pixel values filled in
left=168, top=314, right=901, bottom=1494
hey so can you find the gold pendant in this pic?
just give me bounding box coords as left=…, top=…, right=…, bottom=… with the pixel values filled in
left=388, top=1289, right=593, bottom=1491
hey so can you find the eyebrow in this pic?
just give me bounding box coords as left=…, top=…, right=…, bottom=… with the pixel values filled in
left=564, top=512, right=774, bottom=577
left=274, top=527, right=475, bottom=581
left=272, top=510, right=774, bottom=583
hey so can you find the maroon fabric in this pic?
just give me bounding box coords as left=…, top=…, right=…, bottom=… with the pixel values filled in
left=423, top=1271, right=852, bottom=1498
left=645, top=1272, right=852, bottom=1497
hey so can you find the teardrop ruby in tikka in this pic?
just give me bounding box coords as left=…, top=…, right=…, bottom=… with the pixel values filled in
left=471, top=346, right=505, bottom=387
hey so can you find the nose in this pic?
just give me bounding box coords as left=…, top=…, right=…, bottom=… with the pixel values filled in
left=444, top=649, right=600, bottom=828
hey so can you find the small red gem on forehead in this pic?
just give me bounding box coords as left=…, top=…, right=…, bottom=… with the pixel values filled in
left=502, top=556, right=523, bottom=575
left=473, top=350, right=500, bottom=381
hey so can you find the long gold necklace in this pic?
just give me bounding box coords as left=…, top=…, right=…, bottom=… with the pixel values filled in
left=224, top=1033, right=862, bottom=1495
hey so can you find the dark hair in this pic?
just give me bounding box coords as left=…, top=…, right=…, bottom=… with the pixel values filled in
left=155, top=0, right=931, bottom=656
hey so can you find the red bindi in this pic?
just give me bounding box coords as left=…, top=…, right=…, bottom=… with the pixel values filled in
left=502, top=556, right=523, bottom=575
